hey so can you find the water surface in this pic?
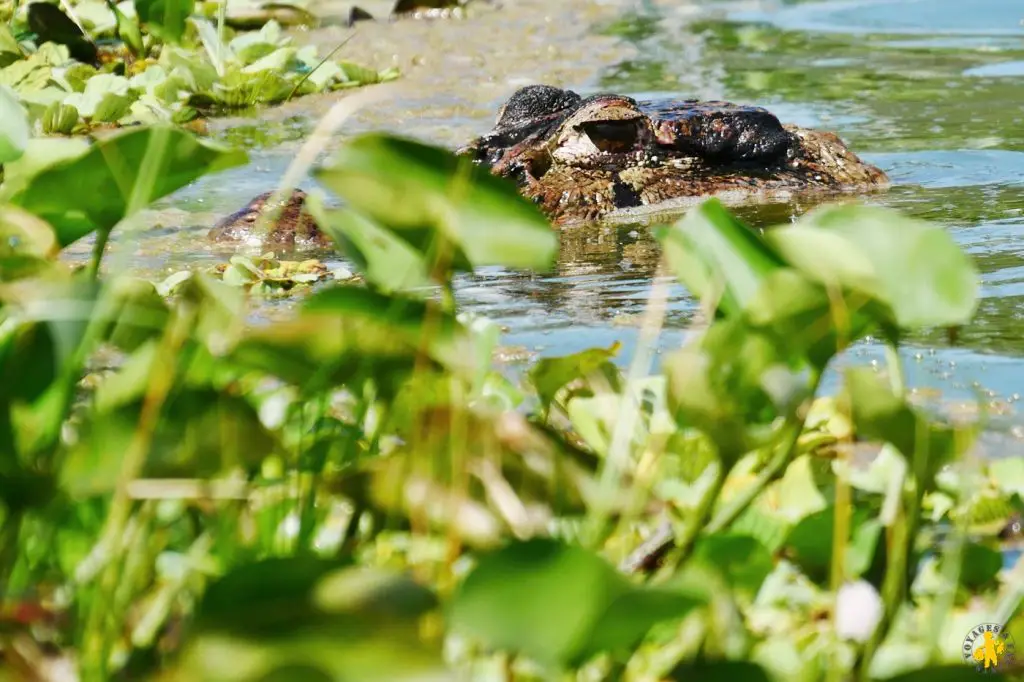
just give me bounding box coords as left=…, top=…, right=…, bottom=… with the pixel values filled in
left=73, top=0, right=1024, bottom=447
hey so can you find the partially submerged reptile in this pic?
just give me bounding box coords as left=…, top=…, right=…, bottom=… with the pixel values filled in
left=209, top=84, right=888, bottom=242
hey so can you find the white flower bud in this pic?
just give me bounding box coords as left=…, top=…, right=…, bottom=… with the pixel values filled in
left=835, top=580, right=884, bottom=643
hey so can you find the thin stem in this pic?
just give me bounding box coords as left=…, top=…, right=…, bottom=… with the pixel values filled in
left=619, top=463, right=723, bottom=575
left=439, top=278, right=456, bottom=315
left=88, top=228, right=110, bottom=280
left=215, top=0, right=227, bottom=77
left=855, top=486, right=914, bottom=681
left=706, top=418, right=803, bottom=534
left=828, top=450, right=852, bottom=682
left=0, top=511, right=23, bottom=594
left=706, top=369, right=822, bottom=534
left=675, top=462, right=726, bottom=560
left=80, top=305, right=193, bottom=681
left=884, top=343, right=905, bottom=397
left=286, top=33, right=357, bottom=102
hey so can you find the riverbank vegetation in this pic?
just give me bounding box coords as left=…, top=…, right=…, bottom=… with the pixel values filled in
left=1, top=3, right=1023, bottom=681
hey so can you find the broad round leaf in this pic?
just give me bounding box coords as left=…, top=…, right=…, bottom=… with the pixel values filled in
left=315, top=133, right=558, bottom=272
left=9, top=125, right=247, bottom=246
left=656, top=198, right=787, bottom=317
left=0, top=85, right=29, bottom=164
left=449, top=538, right=696, bottom=667
left=765, top=204, right=979, bottom=328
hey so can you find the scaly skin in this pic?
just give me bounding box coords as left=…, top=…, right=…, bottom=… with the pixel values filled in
left=460, top=85, right=889, bottom=225
left=211, top=84, right=889, bottom=240
left=207, top=189, right=328, bottom=248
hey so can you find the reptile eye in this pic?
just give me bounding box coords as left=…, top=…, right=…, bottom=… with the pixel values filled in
left=579, top=120, right=640, bottom=153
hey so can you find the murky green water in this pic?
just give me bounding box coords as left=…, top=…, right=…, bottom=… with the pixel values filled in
left=496, top=0, right=1024, bottom=443
left=77, top=0, right=1024, bottom=445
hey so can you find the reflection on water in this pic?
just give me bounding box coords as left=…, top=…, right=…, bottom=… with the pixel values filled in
left=66, top=0, right=1024, bottom=441
left=477, top=0, right=1024, bottom=439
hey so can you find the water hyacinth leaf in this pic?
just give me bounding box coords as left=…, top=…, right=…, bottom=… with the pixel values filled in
left=0, top=204, right=59, bottom=281
left=0, top=24, right=23, bottom=66
left=0, top=85, right=29, bottom=164
left=315, top=134, right=557, bottom=272
left=529, top=343, right=623, bottom=414
left=764, top=204, right=979, bottom=329
left=956, top=542, right=1002, bottom=590
left=656, top=198, right=786, bottom=318
left=784, top=507, right=883, bottom=585
left=666, top=661, right=773, bottom=681
left=9, top=125, right=247, bottom=246
left=135, top=0, right=196, bottom=43
left=62, top=387, right=278, bottom=496
left=314, top=206, right=433, bottom=293
left=841, top=368, right=978, bottom=490
left=26, top=2, right=99, bottom=64
left=878, top=667, right=1001, bottom=682
left=62, top=73, right=133, bottom=117
left=229, top=286, right=477, bottom=394
left=691, top=534, right=774, bottom=599
left=97, top=277, right=172, bottom=352
left=744, top=267, right=889, bottom=370
left=664, top=318, right=804, bottom=461
left=174, top=560, right=446, bottom=681
left=449, top=538, right=697, bottom=667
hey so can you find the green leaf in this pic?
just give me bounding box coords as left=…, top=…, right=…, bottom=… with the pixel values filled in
left=1, top=277, right=99, bottom=457
left=744, top=267, right=889, bottom=370
left=63, top=73, right=132, bottom=118
left=313, top=205, right=433, bottom=293
left=785, top=507, right=883, bottom=585
left=666, top=660, right=772, bottom=681
left=449, top=538, right=697, bottom=668
left=0, top=24, right=23, bottom=66
left=314, top=133, right=557, bottom=273
left=656, top=198, right=786, bottom=318
left=229, top=286, right=477, bottom=394
left=528, top=343, right=622, bottom=414
left=0, top=85, right=29, bottom=164
left=842, top=368, right=978, bottom=490
left=97, top=277, right=172, bottom=352
left=9, top=125, right=247, bottom=246
left=879, top=666, right=1001, bottom=682
left=989, top=458, right=1024, bottom=498
left=692, top=534, right=773, bottom=599
left=0, top=204, right=59, bottom=281
left=179, top=560, right=446, bottom=682
left=764, top=204, right=979, bottom=329
left=956, top=542, right=1002, bottom=590
left=0, top=137, right=91, bottom=203
left=664, top=318, right=806, bottom=460
left=62, top=386, right=278, bottom=496
left=135, top=0, right=196, bottom=43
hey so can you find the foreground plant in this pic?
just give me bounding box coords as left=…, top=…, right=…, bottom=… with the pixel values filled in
left=1, top=0, right=397, bottom=133
left=0, top=104, right=1021, bottom=682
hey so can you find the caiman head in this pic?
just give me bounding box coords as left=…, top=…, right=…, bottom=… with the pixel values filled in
left=459, top=85, right=889, bottom=224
